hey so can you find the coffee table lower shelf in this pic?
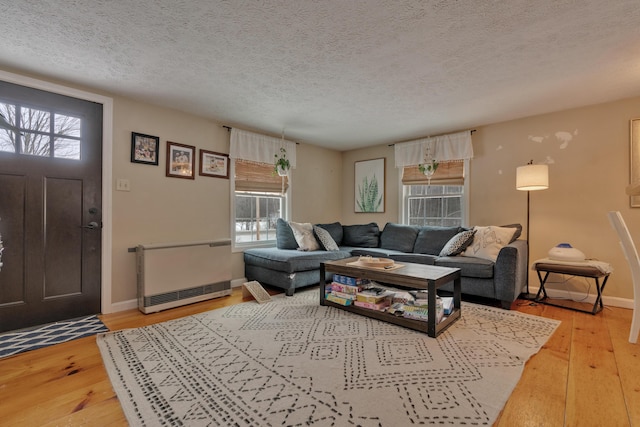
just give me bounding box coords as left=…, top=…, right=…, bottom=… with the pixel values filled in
left=320, top=258, right=461, bottom=338
left=322, top=299, right=461, bottom=337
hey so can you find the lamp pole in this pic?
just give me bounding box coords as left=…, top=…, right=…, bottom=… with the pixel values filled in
left=516, top=161, right=549, bottom=300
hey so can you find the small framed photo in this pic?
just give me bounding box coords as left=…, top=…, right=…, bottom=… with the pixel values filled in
left=199, top=149, right=229, bottom=179
left=166, top=141, right=195, bottom=179
left=131, top=132, right=159, bottom=165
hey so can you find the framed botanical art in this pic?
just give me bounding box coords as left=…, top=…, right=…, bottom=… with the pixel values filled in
left=354, top=157, right=385, bottom=213
left=199, top=149, right=229, bottom=179
left=131, top=132, right=159, bottom=165
left=166, top=141, right=195, bottom=179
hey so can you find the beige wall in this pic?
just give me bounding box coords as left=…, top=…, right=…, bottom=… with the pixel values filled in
left=111, top=96, right=231, bottom=303
left=3, top=67, right=638, bottom=305
left=470, top=99, right=638, bottom=300
left=111, top=97, right=345, bottom=303
left=342, top=97, right=640, bottom=302
left=341, top=144, right=400, bottom=226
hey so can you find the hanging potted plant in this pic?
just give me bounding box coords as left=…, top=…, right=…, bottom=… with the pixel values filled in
left=418, top=159, right=438, bottom=176
left=274, top=147, right=290, bottom=177
left=418, top=142, right=438, bottom=184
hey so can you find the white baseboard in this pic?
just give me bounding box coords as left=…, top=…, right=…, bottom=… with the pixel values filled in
left=108, top=278, right=249, bottom=314
left=110, top=299, right=138, bottom=313
left=107, top=281, right=634, bottom=314
left=231, top=278, right=247, bottom=288
left=528, top=286, right=634, bottom=310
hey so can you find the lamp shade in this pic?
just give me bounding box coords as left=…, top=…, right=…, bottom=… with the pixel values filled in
left=516, top=164, right=549, bottom=191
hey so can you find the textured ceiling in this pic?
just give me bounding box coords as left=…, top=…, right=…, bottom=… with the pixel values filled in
left=1, top=1, right=639, bottom=150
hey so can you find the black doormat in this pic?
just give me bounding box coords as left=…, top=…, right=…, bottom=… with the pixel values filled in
left=0, top=315, right=109, bottom=359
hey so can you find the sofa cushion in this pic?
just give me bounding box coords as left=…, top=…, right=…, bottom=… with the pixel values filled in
left=289, top=221, right=321, bottom=251
left=462, top=225, right=517, bottom=261
left=380, top=223, right=419, bottom=253
left=435, top=256, right=494, bottom=278
left=342, top=223, right=380, bottom=247
left=439, top=229, right=476, bottom=257
left=313, top=225, right=339, bottom=251
left=316, top=222, right=343, bottom=245
left=413, top=226, right=462, bottom=255
left=244, top=247, right=351, bottom=273
left=276, top=218, right=298, bottom=249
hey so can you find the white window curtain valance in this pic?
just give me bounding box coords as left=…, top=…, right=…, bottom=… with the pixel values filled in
left=229, top=128, right=296, bottom=169
left=394, top=130, right=473, bottom=168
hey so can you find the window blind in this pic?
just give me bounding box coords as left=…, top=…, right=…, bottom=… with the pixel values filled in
left=235, top=159, right=288, bottom=193
left=401, top=162, right=464, bottom=186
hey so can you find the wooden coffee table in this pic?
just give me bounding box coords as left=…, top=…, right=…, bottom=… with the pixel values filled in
left=320, top=257, right=461, bottom=337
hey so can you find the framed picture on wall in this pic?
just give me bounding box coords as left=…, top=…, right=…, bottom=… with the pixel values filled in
left=354, top=157, right=385, bottom=213
left=199, top=149, right=229, bottom=179
left=166, top=141, right=195, bottom=179
left=130, top=132, right=159, bottom=165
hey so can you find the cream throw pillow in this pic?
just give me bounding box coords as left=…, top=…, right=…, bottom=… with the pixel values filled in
left=462, top=225, right=517, bottom=261
left=289, top=221, right=320, bottom=251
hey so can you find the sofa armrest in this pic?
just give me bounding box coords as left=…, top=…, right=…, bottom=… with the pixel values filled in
left=494, top=240, right=528, bottom=303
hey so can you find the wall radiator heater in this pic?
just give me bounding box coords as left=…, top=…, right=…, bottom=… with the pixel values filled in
left=135, top=239, right=232, bottom=314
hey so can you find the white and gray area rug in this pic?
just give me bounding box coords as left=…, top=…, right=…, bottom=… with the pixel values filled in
left=98, top=291, right=559, bottom=426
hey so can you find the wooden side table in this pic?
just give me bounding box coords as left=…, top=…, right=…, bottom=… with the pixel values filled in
left=534, top=261, right=611, bottom=315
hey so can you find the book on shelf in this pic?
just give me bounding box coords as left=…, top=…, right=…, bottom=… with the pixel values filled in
left=330, top=282, right=363, bottom=294
left=332, top=291, right=357, bottom=300
left=354, top=299, right=391, bottom=311
left=326, top=293, right=353, bottom=306
left=333, top=274, right=370, bottom=287
left=355, top=292, right=393, bottom=304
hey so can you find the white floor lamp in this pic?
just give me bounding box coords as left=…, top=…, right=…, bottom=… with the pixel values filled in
left=516, top=161, right=549, bottom=299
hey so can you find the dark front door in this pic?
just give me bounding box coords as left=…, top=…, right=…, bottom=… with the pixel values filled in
left=0, top=80, right=103, bottom=333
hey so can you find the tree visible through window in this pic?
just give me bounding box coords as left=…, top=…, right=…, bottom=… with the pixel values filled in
left=405, top=185, right=463, bottom=227
left=0, top=101, right=81, bottom=159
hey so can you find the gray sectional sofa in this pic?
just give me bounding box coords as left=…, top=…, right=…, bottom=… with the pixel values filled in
left=244, top=220, right=528, bottom=309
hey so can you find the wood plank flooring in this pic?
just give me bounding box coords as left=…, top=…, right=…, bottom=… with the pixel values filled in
left=0, top=288, right=638, bottom=426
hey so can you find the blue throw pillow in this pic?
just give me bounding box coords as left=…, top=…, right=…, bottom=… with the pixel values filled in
left=276, top=218, right=298, bottom=249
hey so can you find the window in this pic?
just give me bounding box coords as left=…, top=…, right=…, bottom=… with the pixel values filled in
left=0, top=101, right=82, bottom=159
left=232, top=159, right=288, bottom=247
left=401, top=162, right=466, bottom=227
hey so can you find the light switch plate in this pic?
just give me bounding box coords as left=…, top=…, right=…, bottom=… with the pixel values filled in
left=116, top=178, right=131, bottom=191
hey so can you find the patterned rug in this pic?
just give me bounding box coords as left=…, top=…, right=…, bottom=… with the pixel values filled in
left=98, top=291, right=559, bottom=426
left=0, top=315, right=108, bottom=359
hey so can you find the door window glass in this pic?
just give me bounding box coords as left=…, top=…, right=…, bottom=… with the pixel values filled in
left=0, top=101, right=81, bottom=159
left=0, top=102, right=16, bottom=153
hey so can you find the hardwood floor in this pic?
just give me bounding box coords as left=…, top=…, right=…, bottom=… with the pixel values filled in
left=0, top=287, right=638, bottom=426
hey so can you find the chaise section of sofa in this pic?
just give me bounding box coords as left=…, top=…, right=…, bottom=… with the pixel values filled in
left=244, top=247, right=352, bottom=296
left=243, top=220, right=528, bottom=308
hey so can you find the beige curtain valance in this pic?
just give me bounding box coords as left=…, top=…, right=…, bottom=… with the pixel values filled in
left=230, top=128, right=296, bottom=168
